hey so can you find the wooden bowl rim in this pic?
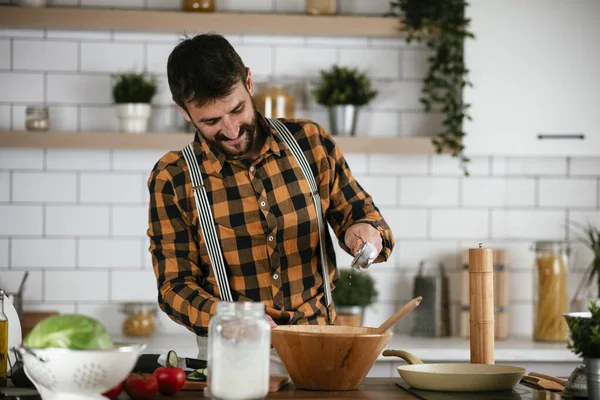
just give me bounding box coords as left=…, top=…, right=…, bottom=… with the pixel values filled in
left=271, top=326, right=393, bottom=339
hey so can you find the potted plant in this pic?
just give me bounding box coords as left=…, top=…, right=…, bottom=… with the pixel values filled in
left=387, top=0, right=474, bottom=176
left=112, top=71, right=157, bottom=134
left=570, top=222, right=600, bottom=310
left=332, top=268, right=378, bottom=327
left=565, top=300, right=600, bottom=398
left=312, top=65, right=377, bottom=136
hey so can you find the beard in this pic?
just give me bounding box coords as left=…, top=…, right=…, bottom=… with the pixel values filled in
left=198, top=121, right=256, bottom=160
left=194, top=101, right=258, bottom=160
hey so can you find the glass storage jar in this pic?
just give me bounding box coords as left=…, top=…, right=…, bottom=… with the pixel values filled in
left=305, top=0, right=337, bottom=15
left=532, top=241, right=570, bottom=342
left=25, top=105, right=50, bottom=131
left=253, top=83, right=295, bottom=119
left=120, top=302, right=157, bottom=337
left=207, top=302, right=271, bottom=400
left=182, top=0, right=215, bottom=12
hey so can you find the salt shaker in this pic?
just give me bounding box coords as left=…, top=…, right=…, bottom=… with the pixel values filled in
left=207, top=302, right=271, bottom=400
left=350, top=241, right=378, bottom=271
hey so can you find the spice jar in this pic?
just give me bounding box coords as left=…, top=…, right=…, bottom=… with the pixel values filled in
left=305, top=0, right=337, bottom=15
left=182, top=0, right=215, bottom=12
left=253, top=83, right=295, bottom=119
left=532, top=241, right=569, bottom=342
left=120, top=302, right=157, bottom=337
left=207, top=302, right=271, bottom=400
left=25, top=105, right=50, bottom=131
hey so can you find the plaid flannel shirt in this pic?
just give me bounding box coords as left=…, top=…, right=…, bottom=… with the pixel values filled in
left=147, top=114, right=394, bottom=336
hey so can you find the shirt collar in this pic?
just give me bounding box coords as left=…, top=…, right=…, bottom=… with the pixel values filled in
left=192, top=111, right=284, bottom=176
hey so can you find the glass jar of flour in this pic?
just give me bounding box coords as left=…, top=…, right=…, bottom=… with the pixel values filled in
left=207, top=302, right=271, bottom=400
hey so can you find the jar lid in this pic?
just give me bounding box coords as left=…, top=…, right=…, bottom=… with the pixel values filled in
left=532, top=240, right=571, bottom=252
left=119, top=302, right=157, bottom=315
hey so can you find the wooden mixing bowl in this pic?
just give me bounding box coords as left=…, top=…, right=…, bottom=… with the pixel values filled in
left=270, top=325, right=392, bottom=391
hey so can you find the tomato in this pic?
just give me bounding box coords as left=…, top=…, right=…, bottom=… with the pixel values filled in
left=102, top=381, right=123, bottom=400
left=124, top=373, right=158, bottom=400
left=153, top=366, right=186, bottom=395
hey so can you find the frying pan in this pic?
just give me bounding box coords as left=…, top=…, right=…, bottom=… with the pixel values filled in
left=382, top=349, right=526, bottom=392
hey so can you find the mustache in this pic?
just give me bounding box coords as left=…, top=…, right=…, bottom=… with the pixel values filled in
left=216, top=124, right=255, bottom=142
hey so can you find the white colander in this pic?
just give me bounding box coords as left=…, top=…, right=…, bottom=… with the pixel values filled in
left=17, top=343, right=146, bottom=400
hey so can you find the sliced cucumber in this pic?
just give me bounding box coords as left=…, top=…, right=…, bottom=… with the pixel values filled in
left=186, top=368, right=207, bottom=382
left=166, top=350, right=178, bottom=368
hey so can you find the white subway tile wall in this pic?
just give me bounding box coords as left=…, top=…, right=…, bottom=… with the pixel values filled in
left=1, top=0, right=599, bottom=338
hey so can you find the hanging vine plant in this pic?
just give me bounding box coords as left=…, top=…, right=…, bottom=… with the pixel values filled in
left=388, top=0, right=474, bottom=176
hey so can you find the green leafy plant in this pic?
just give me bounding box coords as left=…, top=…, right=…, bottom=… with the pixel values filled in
left=387, top=0, right=475, bottom=176
left=23, top=314, right=114, bottom=349
left=333, top=269, right=378, bottom=307
left=312, top=65, right=378, bottom=106
left=566, top=300, right=600, bottom=359
left=571, top=221, right=600, bottom=302
left=112, top=72, right=157, bottom=104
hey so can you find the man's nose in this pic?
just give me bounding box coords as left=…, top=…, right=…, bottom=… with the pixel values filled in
left=221, top=117, right=239, bottom=139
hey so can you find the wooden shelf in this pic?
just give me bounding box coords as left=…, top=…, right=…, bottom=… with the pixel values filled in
left=0, top=131, right=436, bottom=154
left=0, top=5, right=405, bottom=37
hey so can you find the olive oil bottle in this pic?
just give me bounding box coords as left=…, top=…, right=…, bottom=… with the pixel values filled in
left=0, top=289, right=8, bottom=387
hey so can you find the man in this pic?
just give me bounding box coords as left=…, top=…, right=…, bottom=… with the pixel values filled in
left=146, top=33, right=394, bottom=370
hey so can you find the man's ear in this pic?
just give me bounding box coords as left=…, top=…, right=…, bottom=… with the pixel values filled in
left=177, top=105, right=191, bottom=122
left=245, top=67, right=254, bottom=96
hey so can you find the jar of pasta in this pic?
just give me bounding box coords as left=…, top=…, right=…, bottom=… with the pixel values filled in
left=532, top=241, right=570, bottom=342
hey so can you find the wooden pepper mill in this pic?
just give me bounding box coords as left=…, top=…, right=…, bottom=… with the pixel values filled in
left=469, top=243, right=495, bottom=364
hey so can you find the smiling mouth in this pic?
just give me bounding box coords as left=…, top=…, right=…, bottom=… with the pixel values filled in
left=223, top=131, right=246, bottom=146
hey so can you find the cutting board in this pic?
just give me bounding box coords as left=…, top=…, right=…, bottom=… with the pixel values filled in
left=182, top=375, right=291, bottom=392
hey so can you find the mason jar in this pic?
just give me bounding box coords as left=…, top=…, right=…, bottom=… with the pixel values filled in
left=207, top=302, right=271, bottom=400
left=253, top=83, right=295, bottom=119
left=532, top=241, right=570, bottom=342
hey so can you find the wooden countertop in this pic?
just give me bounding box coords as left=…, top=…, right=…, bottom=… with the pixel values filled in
left=160, top=378, right=556, bottom=399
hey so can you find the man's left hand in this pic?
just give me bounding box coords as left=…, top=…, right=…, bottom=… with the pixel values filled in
left=344, top=223, right=383, bottom=257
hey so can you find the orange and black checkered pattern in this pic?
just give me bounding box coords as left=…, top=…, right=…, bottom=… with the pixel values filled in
left=147, top=113, right=394, bottom=336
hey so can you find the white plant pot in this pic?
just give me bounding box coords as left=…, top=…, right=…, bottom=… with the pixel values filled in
left=115, top=103, right=152, bottom=133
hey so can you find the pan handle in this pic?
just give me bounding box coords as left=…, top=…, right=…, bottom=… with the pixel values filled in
left=382, top=349, right=424, bottom=365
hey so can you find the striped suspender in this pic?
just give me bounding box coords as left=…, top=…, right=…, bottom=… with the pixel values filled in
left=267, top=118, right=333, bottom=307
left=181, top=119, right=333, bottom=308
left=182, top=145, right=233, bottom=302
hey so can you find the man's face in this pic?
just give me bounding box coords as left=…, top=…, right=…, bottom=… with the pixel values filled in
left=181, top=73, right=257, bottom=159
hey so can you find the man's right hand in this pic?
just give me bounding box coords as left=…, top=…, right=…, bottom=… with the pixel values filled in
left=265, top=313, right=277, bottom=329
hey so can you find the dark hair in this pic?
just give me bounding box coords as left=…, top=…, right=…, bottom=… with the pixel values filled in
left=167, top=33, right=247, bottom=110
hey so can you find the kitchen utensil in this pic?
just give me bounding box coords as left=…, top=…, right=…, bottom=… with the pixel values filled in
left=411, top=260, right=450, bottom=337
left=350, top=241, right=378, bottom=271
left=469, top=244, right=495, bottom=364
left=182, top=375, right=291, bottom=392
left=382, top=350, right=526, bottom=392
left=528, top=372, right=567, bottom=386
left=521, top=375, right=564, bottom=391
left=270, top=325, right=392, bottom=391
left=376, top=296, right=422, bottom=334
left=18, top=343, right=146, bottom=400
left=156, top=353, right=207, bottom=370
left=2, top=293, right=22, bottom=376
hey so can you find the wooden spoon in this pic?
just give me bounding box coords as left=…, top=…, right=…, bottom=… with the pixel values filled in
left=376, top=296, right=423, bottom=334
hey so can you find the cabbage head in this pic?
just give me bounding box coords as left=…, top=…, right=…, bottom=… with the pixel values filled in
left=23, top=314, right=114, bottom=350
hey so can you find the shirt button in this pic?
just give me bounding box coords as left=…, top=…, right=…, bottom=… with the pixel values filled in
left=260, top=201, right=266, bottom=207
left=249, top=166, right=255, bottom=172
left=273, top=274, right=279, bottom=280
left=268, top=236, right=274, bottom=242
